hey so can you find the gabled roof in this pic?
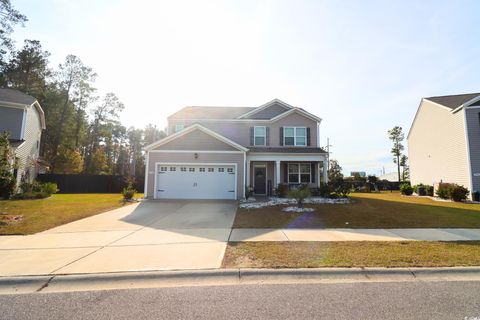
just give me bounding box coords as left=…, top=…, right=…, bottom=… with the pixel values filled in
left=168, top=106, right=255, bottom=120
left=143, top=123, right=249, bottom=152
left=166, top=99, right=322, bottom=123
left=425, top=93, right=480, bottom=110
left=0, top=88, right=46, bottom=129
left=0, top=88, right=37, bottom=105
left=236, top=98, right=293, bottom=119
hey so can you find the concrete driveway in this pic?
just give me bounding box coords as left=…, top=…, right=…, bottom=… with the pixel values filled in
left=0, top=200, right=237, bottom=276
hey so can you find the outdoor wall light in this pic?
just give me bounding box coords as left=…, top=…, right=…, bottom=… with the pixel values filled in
left=194, top=153, right=199, bottom=159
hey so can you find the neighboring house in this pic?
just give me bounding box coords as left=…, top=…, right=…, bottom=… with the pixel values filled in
left=143, top=99, right=328, bottom=200
left=0, top=88, right=46, bottom=185
left=408, top=92, right=480, bottom=198
left=378, top=172, right=399, bottom=182
left=350, top=171, right=366, bottom=178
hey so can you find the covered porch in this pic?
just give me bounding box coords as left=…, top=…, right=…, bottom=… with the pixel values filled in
left=246, top=153, right=328, bottom=196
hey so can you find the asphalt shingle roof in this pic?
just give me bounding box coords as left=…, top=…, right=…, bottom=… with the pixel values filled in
left=425, top=93, right=480, bottom=110
left=168, top=106, right=255, bottom=120
left=0, top=88, right=37, bottom=105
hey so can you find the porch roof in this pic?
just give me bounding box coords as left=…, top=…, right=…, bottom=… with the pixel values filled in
left=248, top=147, right=326, bottom=154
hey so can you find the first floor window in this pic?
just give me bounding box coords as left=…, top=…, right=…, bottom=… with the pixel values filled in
left=288, top=163, right=311, bottom=183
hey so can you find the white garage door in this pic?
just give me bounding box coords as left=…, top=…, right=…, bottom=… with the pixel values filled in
left=156, top=164, right=236, bottom=199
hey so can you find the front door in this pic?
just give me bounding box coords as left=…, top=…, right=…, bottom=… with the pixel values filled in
left=254, top=166, right=266, bottom=195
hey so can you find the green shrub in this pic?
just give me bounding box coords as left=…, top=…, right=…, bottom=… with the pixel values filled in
left=287, top=185, right=311, bottom=208
left=277, top=183, right=289, bottom=198
left=0, top=175, right=16, bottom=199
left=19, top=180, right=42, bottom=193
left=399, top=183, right=413, bottom=195
left=425, top=185, right=434, bottom=196
left=318, top=183, right=332, bottom=197
left=41, top=182, right=59, bottom=195
left=328, top=192, right=339, bottom=199
left=122, top=183, right=136, bottom=201
left=449, top=185, right=469, bottom=202
left=11, top=191, right=49, bottom=200
left=335, top=183, right=351, bottom=198
left=435, top=184, right=451, bottom=199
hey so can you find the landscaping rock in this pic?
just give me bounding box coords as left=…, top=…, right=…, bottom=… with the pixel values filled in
left=282, top=207, right=315, bottom=213
left=239, top=197, right=350, bottom=209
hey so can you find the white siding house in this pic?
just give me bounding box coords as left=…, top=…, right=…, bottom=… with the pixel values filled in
left=408, top=93, right=480, bottom=198
left=0, top=88, right=46, bottom=185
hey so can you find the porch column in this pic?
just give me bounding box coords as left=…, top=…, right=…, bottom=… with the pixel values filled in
left=275, top=160, right=281, bottom=186
left=322, top=160, right=328, bottom=183
left=246, top=160, right=251, bottom=187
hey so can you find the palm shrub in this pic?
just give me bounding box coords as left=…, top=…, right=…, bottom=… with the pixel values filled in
left=399, top=183, right=413, bottom=195
left=122, top=182, right=136, bottom=201
left=287, top=185, right=311, bottom=208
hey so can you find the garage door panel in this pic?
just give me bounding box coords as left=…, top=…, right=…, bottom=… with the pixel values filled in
left=156, top=164, right=236, bottom=200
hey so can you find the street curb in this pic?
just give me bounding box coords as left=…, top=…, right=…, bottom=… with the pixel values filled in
left=1, top=267, right=480, bottom=294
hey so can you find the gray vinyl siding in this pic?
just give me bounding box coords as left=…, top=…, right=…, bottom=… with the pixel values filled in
left=0, top=106, right=24, bottom=140
left=168, top=112, right=319, bottom=148
left=408, top=100, right=470, bottom=191
left=13, top=105, right=42, bottom=183
left=247, top=103, right=289, bottom=119
left=146, top=152, right=244, bottom=199
left=153, top=130, right=237, bottom=151
left=465, top=107, right=480, bottom=193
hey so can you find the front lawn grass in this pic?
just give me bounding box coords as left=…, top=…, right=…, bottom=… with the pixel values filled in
left=0, top=193, right=142, bottom=235
left=222, top=241, right=480, bottom=268
left=233, top=192, right=480, bottom=228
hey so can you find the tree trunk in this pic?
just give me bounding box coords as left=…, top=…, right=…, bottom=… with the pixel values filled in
left=397, top=154, right=401, bottom=182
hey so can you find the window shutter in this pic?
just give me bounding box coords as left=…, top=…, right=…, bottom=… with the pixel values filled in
left=311, top=163, right=316, bottom=183
left=284, top=163, right=288, bottom=183
left=279, top=127, right=284, bottom=146
left=306, top=127, right=311, bottom=146
left=250, top=127, right=254, bottom=146
left=266, top=127, right=270, bottom=146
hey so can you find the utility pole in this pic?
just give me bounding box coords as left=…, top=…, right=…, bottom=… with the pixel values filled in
left=325, top=138, right=333, bottom=171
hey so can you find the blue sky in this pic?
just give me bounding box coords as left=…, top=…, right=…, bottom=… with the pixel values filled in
left=10, top=0, right=480, bottom=175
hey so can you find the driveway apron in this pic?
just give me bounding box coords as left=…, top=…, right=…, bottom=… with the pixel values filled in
left=0, top=200, right=237, bottom=276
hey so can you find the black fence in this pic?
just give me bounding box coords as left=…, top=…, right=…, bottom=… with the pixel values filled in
left=37, top=174, right=144, bottom=193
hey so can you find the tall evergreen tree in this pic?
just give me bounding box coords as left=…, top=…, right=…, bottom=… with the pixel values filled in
left=388, top=126, right=405, bottom=183
left=2, top=39, right=50, bottom=97
left=50, top=55, right=96, bottom=172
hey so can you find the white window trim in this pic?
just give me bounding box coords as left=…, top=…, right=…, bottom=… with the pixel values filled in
left=254, top=126, right=266, bottom=146
left=287, top=163, right=311, bottom=184
left=174, top=124, right=185, bottom=133
left=284, top=127, right=307, bottom=146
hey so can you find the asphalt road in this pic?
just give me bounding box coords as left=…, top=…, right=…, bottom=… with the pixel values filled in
left=1, top=281, right=479, bottom=319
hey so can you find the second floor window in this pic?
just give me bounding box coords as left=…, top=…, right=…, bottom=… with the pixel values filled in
left=284, top=127, right=306, bottom=146
left=254, top=126, right=266, bottom=146
left=175, top=124, right=184, bottom=133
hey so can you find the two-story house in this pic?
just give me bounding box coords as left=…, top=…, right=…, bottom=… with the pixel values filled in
left=0, top=88, right=46, bottom=185
left=408, top=92, right=480, bottom=198
left=143, top=99, right=328, bottom=200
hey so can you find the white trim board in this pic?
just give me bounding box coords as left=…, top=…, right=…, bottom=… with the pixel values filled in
left=149, top=150, right=244, bottom=154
